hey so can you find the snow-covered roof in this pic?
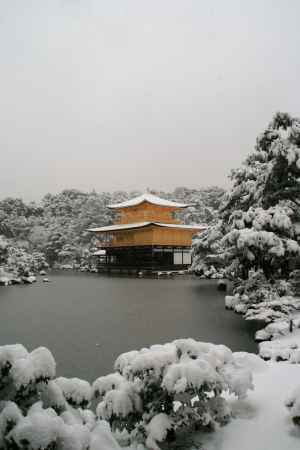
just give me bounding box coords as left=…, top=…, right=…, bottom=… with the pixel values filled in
left=88, top=222, right=207, bottom=233
left=108, top=193, right=193, bottom=209
left=155, top=223, right=207, bottom=230
left=88, top=222, right=150, bottom=232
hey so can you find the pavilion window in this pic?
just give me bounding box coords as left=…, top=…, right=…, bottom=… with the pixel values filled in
left=183, top=251, right=192, bottom=265
left=173, top=251, right=183, bottom=265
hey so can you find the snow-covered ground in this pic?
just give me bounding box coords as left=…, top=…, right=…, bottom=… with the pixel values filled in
left=200, top=359, right=300, bottom=450
left=194, top=308, right=300, bottom=450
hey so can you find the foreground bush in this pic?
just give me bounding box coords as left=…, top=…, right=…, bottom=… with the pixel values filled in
left=0, top=344, right=120, bottom=450
left=94, top=339, right=253, bottom=449
left=0, top=340, right=253, bottom=449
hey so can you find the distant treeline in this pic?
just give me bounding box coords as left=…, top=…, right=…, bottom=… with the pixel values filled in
left=0, top=187, right=225, bottom=269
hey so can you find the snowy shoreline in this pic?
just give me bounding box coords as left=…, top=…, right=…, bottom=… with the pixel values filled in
left=202, top=305, right=300, bottom=450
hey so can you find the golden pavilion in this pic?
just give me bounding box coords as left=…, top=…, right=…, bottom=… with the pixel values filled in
left=88, top=193, right=206, bottom=272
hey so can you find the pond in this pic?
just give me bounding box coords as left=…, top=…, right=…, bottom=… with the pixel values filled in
left=0, top=272, right=258, bottom=381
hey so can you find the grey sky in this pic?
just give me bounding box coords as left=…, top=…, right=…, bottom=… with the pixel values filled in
left=0, top=0, right=299, bottom=200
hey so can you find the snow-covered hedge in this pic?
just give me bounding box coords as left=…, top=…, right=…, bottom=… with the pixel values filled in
left=94, top=339, right=253, bottom=449
left=0, top=341, right=254, bottom=450
left=0, top=344, right=122, bottom=450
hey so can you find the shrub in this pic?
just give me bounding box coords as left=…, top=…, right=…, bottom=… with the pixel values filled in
left=0, top=344, right=120, bottom=450
left=0, top=340, right=254, bottom=450
left=94, top=339, right=253, bottom=449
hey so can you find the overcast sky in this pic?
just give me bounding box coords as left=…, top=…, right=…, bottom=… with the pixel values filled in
left=0, top=0, right=299, bottom=200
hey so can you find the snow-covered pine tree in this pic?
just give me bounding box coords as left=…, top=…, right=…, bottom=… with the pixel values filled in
left=191, top=220, right=227, bottom=278
left=192, top=112, right=300, bottom=282
left=222, top=112, right=300, bottom=219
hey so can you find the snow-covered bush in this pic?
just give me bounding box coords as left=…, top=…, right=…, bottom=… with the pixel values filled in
left=233, top=273, right=294, bottom=301
left=255, top=320, right=291, bottom=342
left=225, top=271, right=299, bottom=321
left=224, top=271, right=300, bottom=342
left=245, top=295, right=300, bottom=322
left=259, top=340, right=297, bottom=362
left=0, top=341, right=254, bottom=449
left=0, top=402, right=122, bottom=450
left=0, top=344, right=122, bottom=450
left=94, top=339, right=253, bottom=449
left=5, top=245, right=49, bottom=276
left=257, top=314, right=300, bottom=346
left=55, top=377, right=92, bottom=409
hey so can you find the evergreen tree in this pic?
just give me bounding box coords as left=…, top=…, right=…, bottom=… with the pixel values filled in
left=192, top=112, right=300, bottom=281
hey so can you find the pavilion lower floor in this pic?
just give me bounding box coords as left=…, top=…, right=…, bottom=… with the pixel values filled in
left=96, top=245, right=192, bottom=273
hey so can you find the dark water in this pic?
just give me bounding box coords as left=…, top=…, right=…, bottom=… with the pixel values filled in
left=0, top=272, right=258, bottom=381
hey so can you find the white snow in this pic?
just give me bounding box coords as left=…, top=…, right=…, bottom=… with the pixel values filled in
left=156, top=222, right=206, bottom=230
left=10, top=347, right=56, bottom=388
left=7, top=402, right=63, bottom=450
left=107, top=193, right=194, bottom=209
left=2, top=335, right=300, bottom=449
left=114, top=350, right=139, bottom=373
left=258, top=312, right=300, bottom=362
left=88, top=222, right=150, bottom=233
left=255, top=320, right=290, bottom=342
left=200, top=361, right=300, bottom=450
left=93, top=373, right=125, bottom=398
left=197, top=311, right=300, bottom=450
left=55, top=377, right=92, bottom=407
left=57, top=423, right=90, bottom=450
left=129, top=344, right=177, bottom=377
left=286, top=385, right=300, bottom=423
left=88, top=221, right=205, bottom=233
left=225, top=295, right=240, bottom=310
left=162, top=359, right=221, bottom=393
left=89, top=421, right=123, bottom=450
left=145, top=414, right=172, bottom=450
left=41, top=380, right=66, bottom=411
left=0, top=344, right=28, bottom=369
left=96, top=382, right=142, bottom=419
left=0, top=402, right=23, bottom=448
